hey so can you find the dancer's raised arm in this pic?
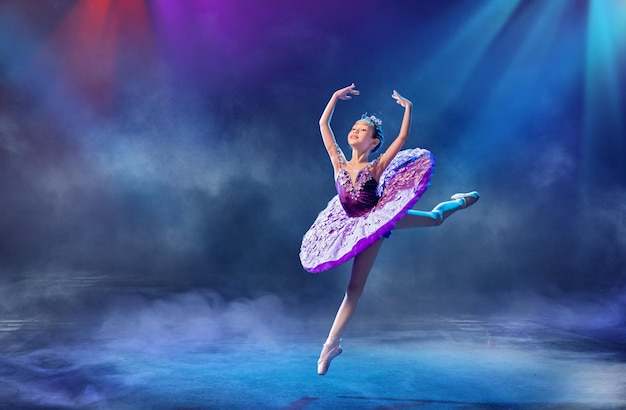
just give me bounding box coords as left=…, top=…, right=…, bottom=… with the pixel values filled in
left=319, top=83, right=360, bottom=172
left=374, top=90, right=412, bottom=174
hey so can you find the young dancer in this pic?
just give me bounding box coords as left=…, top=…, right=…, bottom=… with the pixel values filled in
left=299, top=83, right=479, bottom=375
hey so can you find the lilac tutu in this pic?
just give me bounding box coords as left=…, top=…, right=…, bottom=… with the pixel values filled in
left=300, top=147, right=435, bottom=273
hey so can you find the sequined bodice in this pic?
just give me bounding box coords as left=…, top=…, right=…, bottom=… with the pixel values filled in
left=335, top=157, right=380, bottom=217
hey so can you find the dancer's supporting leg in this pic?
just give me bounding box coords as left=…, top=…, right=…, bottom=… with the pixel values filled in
left=317, top=238, right=384, bottom=375
left=394, top=191, right=480, bottom=229
left=317, top=192, right=478, bottom=375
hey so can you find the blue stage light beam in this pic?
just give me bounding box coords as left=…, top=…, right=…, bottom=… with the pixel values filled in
left=417, top=0, right=522, bottom=120
left=459, top=0, right=575, bottom=152
left=486, top=0, right=572, bottom=106
left=583, top=0, right=626, bottom=184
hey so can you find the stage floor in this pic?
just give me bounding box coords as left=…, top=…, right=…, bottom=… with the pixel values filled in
left=1, top=315, right=625, bottom=409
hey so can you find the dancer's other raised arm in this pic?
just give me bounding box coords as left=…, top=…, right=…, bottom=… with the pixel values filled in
left=374, top=90, right=412, bottom=175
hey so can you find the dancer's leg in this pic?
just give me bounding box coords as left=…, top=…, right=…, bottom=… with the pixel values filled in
left=318, top=238, right=384, bottom=375
left=326, top=238, right=383, bottom=339
left=395, top=191, right=479, bottom=229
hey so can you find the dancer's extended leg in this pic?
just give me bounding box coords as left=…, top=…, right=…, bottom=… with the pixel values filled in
left=317, top=238, right=384, bottom=375
left=394, top=191, right=479, bottom=229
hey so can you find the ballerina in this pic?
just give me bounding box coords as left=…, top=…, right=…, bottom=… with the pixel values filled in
left=300, top=83, right=479, bottom=375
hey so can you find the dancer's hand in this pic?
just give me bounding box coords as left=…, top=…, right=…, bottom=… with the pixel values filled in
left=334, top=83, right=360, bottom=100
left=392, top=90, right=412, bottom=108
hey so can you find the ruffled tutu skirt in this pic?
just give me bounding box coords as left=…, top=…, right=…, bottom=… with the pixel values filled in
left=300, top=148, right=435, bottom=273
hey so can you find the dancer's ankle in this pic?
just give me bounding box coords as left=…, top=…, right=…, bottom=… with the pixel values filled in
left=451, top=191, right=480, bottom=208
left=324, top=336, right=341, bottom=347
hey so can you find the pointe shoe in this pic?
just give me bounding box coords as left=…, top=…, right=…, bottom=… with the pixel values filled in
left=451, top=191, right=480, bottom=208
left=317, top=342, right=343, bottom=375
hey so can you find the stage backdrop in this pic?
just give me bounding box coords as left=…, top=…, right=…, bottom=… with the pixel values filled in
left=0, top=0, right=624, bottom=329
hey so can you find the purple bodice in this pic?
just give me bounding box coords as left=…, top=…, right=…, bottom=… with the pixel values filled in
left=335, top=164, right=380, bottom=218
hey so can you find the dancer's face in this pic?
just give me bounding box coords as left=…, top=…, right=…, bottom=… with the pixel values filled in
left=348, top=120, right=378, bottom=151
